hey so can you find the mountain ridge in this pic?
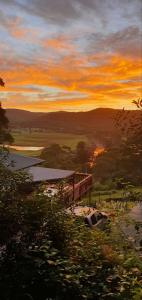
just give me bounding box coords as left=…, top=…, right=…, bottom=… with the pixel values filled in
left=6, top=107, right=140, bottom=134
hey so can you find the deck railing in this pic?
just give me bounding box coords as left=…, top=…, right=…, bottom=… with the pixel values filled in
left=64, top=173, right=93, bottom=206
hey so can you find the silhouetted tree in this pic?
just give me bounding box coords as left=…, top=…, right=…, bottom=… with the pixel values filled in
left=0, top=77, right=5, bottom=87
left=41, top=143, right=75, bottom=170
left=76, top=141, right=91, bottom=172
left=94, top=99, right=142, bottom=184
left=0, top=102, right=14, bottom=144
left=0, top=79, right=13, bottom=144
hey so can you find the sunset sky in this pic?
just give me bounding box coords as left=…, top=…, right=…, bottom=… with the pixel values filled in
left=0, top=0, right=142, bottom=112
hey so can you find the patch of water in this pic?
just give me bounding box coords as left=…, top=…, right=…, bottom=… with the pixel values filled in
left=5, top=145, right=44, bottom=151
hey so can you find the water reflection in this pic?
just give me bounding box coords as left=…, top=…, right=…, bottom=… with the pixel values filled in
left=6, top=145, right=44, bottom=151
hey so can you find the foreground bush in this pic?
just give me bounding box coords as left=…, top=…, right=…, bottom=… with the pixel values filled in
left=0, top=164, right=142, bottom=300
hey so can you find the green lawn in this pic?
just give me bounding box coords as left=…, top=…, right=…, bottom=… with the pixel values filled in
left=12, top=130, right=87, bottom=149
left=82, top=186, right=142, bottom=213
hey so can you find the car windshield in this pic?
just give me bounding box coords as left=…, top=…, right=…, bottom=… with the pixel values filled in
left=96, top=212, right=103, bottom=221
left=91, top=214, right=97, bottom=225
left=84, top=217, right=89, bottom=226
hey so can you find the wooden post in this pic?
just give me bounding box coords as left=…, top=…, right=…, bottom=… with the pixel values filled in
left=88, top=188, right=92, bottom=206
left=72, top=174, right=75, bottom=204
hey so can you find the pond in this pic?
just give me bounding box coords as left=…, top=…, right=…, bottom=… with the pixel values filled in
left=5, top=145, right=44, bottom=151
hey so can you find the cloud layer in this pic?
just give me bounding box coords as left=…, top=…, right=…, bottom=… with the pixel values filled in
left=0, top=0, right=141, bottom=111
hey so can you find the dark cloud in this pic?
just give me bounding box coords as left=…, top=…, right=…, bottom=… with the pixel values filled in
left=0, top=10, right=20, bottom=30
left=0, top=0, right=15, bottom=4
left=89, top=26, right=142, bottom=59
left=12, top=0, right=80, bottom=24
left=106, top=26, right=142, bottom=58
left=0, top=0, right=141, bottom=25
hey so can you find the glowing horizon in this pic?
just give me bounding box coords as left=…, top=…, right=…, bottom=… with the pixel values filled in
left=0, top=0, right=142, bottom=112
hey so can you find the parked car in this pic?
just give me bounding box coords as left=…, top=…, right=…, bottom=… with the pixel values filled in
left=67, top=206, right=109, bottom=229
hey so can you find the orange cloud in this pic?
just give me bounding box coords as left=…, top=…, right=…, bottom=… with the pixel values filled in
left=0, top=13, right=27, bottom=39
left=1, top=50, right=142, bottom=111
left=42, top=36, right=75, bottom=52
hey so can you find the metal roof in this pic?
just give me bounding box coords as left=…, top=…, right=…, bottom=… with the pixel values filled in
left=0, top=152, right=44, bottom=171
left=27, top=166, right=75, bottom=182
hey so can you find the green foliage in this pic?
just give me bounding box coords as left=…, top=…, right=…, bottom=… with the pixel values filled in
left=0, top=102, right=14, bottom=144
left=0, top=167, right=31, bottom=202
left=94, top=181, right=116, bottom=191
left=0, top=159, right=34, bottom=245
left=0, top=171, right=142, bottom=300
left=40, top=143, right=76, bottom=170
left=75, top=141, right=89, bottom=167
left=0, top=115, right=142, bottom=300
left=94, top=100, right=142, bottom=185
left=40, top=141, right=93, bottom=172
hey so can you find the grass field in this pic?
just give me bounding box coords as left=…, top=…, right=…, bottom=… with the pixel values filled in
left=82, top=186, right=142, bottom=209
left=12, top=131, right=87, bottom=148
left=10, top=130, right=88, bottom=156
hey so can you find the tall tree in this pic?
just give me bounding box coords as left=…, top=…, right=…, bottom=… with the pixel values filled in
left=41, top=143, right=75, bottom=170
left=0, top=102, right=14, bottom=144
left=94, top=100, right=142, bottom=184
left=0, top=77, right=5, bottom=87
left=76, top=141, right=91, bottom=172
left=0, top=78, right=13, bottom=144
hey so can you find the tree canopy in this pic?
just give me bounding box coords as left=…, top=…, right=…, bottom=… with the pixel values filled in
left=0, top=165, right=142, bottom=300
left=0, top=77, right=5, bottom=87
left=0, top=78, right=13, bottom=144
left=94, top=100, right=142, bottom=185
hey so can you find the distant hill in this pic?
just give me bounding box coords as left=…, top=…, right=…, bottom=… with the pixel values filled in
left=6, top=109, right=43, bottom=126
left=6, top=108, right=140, bottom=135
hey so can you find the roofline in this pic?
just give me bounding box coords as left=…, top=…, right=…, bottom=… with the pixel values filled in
left=32, top=174, right=75, bottom=183
left=0, top=151, right=45, bottom=171
left=27, top=166, right=75, bottom=183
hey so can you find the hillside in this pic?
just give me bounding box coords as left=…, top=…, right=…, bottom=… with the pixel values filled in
left=6, top=109, right=43, bottom=126
left=6, top=108, right=139, bottom=135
